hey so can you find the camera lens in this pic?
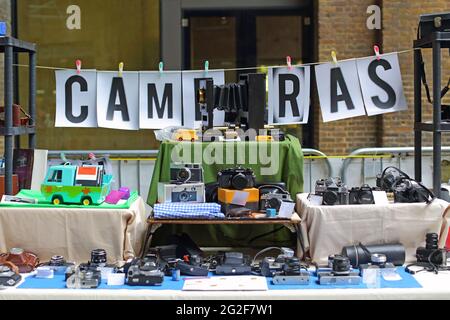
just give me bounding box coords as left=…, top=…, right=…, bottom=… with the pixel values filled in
left=50, top=255, right=65, bottom=266
left=323, top=191, right=338, bottom=205
left=268, top=197, right=282, bottom=210
left=231, top=173, right=248, bottom=190
left=179, top=191, right=190, bottom=202
left=425, top=233, right=439, bottom=250
left=332, top=255, right=351, bottom=275
left=177, top=168, right=191, bottom=182
left=370, top=253, right=387, bottom=266
left=91, top=249, right=107, bottom=265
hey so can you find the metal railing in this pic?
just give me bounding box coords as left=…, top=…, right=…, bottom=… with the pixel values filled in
left=340, top=146, right=450, bottom=184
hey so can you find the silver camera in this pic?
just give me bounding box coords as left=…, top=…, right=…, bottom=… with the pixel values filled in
left=158, top=182, right=205, bottom=203
left=66, top=268, right=101, bottom=289
left=170, top=163, right=203, bottom=184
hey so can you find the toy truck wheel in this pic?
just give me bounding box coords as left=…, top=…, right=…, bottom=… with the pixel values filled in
left=52, top=196, right=63, bottom=205
left=81, top=197, right=92, bottom=206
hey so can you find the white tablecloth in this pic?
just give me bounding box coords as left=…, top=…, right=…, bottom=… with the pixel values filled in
left=0, top=197, right=150, bottom=264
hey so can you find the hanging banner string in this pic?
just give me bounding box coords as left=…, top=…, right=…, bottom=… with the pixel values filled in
left=12, top=48, right=417, bottom=72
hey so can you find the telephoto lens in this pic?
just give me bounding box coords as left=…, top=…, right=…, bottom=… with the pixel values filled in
left=332, top=255, right=351, bottom=275
left=91, top=249, right=107, bottom=265
left=425, top=233, right=439, bottom=250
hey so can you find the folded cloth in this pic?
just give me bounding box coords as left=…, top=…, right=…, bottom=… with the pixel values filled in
left=153, top=203, right=225, bottom=219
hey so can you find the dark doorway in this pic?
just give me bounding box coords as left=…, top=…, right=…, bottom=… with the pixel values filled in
left=182, top=8, right=315, bottom=147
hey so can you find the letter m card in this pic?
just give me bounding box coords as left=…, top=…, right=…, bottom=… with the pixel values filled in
left=139, top=71, right=182, bottom=129
left=55, top=70, right=97, bottom=128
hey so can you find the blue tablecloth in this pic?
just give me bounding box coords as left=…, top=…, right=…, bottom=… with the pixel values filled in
left=18, top=268, right=421, bottom=291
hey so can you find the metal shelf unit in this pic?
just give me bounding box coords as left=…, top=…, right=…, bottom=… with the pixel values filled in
left=414, top=31, right=450, bottom=198
left=0, top=36, right=36, bottom=195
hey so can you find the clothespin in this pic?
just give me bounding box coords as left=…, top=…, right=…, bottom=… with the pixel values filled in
left=373, top=45, right=381, bottom=60
left=159, top=61, right=164, bottom=74
left=331, top=51, right=338, bottom=65
left=286, top=56, right=292, bottom=71
left=75, top=59, right=82, bottom=74
left=118, top=62, right=124, bottom=77
left=204, top=60, right=209, bottom=74
left=88, top=152, right=96, bottom=160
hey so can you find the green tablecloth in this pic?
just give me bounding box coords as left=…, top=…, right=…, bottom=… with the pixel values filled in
left=147, top=134, right=304, bottom=247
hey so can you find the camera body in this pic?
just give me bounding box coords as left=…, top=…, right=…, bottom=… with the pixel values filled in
left=175, top=255, right=209, bottom=277
left=394, top=179, right=432, bottom=203
left=215, top=252, right=252, bottom=275
left=66, top=265, right=102, bottom=289
left=416, top=233, right=448, bottom=266
left=349, top=184, right=375, bottom=205
left=217, top=167, right=256, bottom=190
left=259, top=192, right=293, bottom=211
left=158, top=182, right=205, bottom=203
left=317, top=255, right=361, bottom=285
left=170, top=163, right=204, bottom=184
left=41, top=255, right=75, bottom=275
left=359, top=254, right=396, bottom=275
left=0, top=265, right=21, bottom=286
left=315, top=178, right=349, bottom=205
left=126, top=254, right=165, bottom=286
left=272, top=257, right=310, bottom=285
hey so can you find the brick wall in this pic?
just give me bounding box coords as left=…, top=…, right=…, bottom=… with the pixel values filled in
left=316, top=0, right=450, bottom=154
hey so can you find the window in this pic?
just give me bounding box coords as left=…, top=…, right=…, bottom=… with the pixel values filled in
left=48, top=170, right=62, bottom=183
left=17, top=0, right=160, bottom=150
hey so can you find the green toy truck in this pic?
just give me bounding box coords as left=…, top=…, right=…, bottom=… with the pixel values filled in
left=41, top=165, right=113, bottom=205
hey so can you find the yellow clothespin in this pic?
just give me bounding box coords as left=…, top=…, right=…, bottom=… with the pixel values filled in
left=118, top=62, right=124, bottom=77
left=331, top=51, right=338, bottom=65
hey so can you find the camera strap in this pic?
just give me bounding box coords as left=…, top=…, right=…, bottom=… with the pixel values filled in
left=417, top=49, right=450, bottom=105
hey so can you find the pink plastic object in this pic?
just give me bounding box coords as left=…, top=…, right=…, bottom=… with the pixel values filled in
left=119, top=187, right=130, bottom=200
left=105, top=190, right=125, bottom=205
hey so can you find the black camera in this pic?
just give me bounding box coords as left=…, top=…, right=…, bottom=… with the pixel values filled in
left=393, top=179, right=435, bottom=203
left=259, top=192, right=293, bottom=211
left=215, top=252, right=252, bottom=275
left=0, top=265, right=21, bottom=286
left=170, top=163, right=204, bottom=184
left=416, top=233, right=448, bottom=266
left=317, top=255, right=361, bottom=285
left=174, top=255, right=209, bottom=277
left=315, top=178, right=349, bottom=205
left=126, top=254, right=165, bottom=286
left=376, top=166, right=409, bottom=192
left=41, top=255, right=75, bottom=275
left=217, top=167, right=256, bottom=190
left=349, top=184, right=375, bottom=205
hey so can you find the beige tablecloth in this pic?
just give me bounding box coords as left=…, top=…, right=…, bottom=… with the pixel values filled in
left=296, top=193, right=449, bottom=265
left=0, top=197, right=149, bottom=264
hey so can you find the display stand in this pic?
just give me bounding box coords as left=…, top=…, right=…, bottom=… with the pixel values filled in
left=0, top=37, right=37, bottom=195
left=414, top=31, right=450, bottom=198
left=143, top=213, right=303, bottom=256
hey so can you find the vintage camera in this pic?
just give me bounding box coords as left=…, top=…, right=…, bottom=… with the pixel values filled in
left=41, top=255, right=75, bottom=275
left=259, top=187, right=293, bottom=211
left=393, top=179, right=434, bottom=203
left=66, top=266, right=102, bottom=289
left=215, top=252, right=252, bottom=275
left=359, top=253, right=395, bottom=275
left=349, top=184, right=375, bottom=205
left=158, top=182, right=205, bottom=203
left=272, top=257, right=310, bottom=285
left=259, top=248, right=294, bottom=277
left=170, top=163, right=204, bottom=184
left=126, top=254, right=165, bottom=286
left=0, top=248, right=39, bottom=273
left=315, top=178, right=349, bottom=205
left=376, top=166, right=410, bottom=192
left=317, top=255, right=361, bottom=285
left=174, top=255, right=209, bottom=277
left=0, top=264, right=21, bottom=286
left=416, top=233, right=448, bottom=266
left=217, top=167, right=256, bottom=190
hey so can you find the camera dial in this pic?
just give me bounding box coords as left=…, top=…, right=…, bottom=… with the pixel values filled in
left=177, top=168, right=192, bottom=183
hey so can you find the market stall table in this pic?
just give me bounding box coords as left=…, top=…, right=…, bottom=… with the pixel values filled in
left=0, top=196, right=149, bottom=264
